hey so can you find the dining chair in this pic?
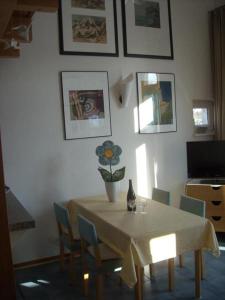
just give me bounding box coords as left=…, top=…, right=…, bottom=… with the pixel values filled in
left=179, top=195, right=205, bottom=278
left=53, top=202, right=80, bottom=280
left=152, top=187, right=171, bottom=205
left=150, top=187, right=171, bottom=280
left=77, top=214, right=122, bottom=300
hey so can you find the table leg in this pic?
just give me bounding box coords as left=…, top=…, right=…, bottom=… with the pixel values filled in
left=168, top=258, right=175, bottom=291
left=96, top=274, right=103, bottom=300
left=135, top=265, right=143, bottom=300
left=195, top=249, right=201, bottom=299
left=200, top=249, right=204, bottom=280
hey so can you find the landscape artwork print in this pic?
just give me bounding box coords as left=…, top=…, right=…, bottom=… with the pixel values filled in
left=135, top=1, right=161, bottom=28
left=69, top=89, right=105, bottom=120
left=72, top=15, right=107, bottom=43
left=141, top=80, right=173, bottom=125
left=71, top=0, right=105, bottom=10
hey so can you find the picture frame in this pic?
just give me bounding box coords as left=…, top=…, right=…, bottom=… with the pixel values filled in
left=61, top=71, right=112, bottom=140
left=58, top=0, right=119, bottom=56
left=136, top=72, right=177, bottom=134
left=121, top=0, right=174, bottom=59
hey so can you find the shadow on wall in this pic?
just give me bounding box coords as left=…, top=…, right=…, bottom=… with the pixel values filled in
left=12, top=154, right=66, bottom=263
left=33, top=155, right=67, bottom=257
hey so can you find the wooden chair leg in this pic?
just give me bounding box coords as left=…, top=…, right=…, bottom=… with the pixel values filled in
left=96, top=274, right=103, bottom=300
left=149, top=263, right=155, bottom=278
left=119, top=277, right=123, bottom=287
left=200, top=249, right=204, bottom=280
left=83, top=272, right=89, bottom=297
left=59, top=241, right=65, bottom=271
left=168, top=258, right=175, bottom=291
left=69, top=252, right=76, bottom=282
left=81, top=239, right=89, bottom=296
left=179, top=254, right=184, bottom=268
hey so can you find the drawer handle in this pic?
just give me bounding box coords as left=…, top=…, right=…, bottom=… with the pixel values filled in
left=211, top=201, right=222, bottom=206
left=212, top=216, right=222, bottom=221
left=212, top=186, right=221, bottom=190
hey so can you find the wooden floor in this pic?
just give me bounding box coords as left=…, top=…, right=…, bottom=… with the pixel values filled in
left=15, top=249, right=225, bottom=300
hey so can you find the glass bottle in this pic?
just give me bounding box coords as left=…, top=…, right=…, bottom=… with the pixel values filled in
left=127, top=179, right=136, bottom=212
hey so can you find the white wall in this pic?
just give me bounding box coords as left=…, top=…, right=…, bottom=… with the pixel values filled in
left=0, top=0, right=216, bottom=263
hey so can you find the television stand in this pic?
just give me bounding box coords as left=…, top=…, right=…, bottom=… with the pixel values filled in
left=199, top=179, right=225, bottom=185
left=186, top=179, right=225, bottom=232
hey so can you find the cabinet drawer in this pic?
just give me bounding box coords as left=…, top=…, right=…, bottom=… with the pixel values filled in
left=208, top=216, right=225, bottom=232
left=206, top=200, right=225, bottom=215
left=186, top=184, right=225, bottom=202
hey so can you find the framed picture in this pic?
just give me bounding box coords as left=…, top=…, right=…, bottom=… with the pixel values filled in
left=58, top=0, right=118, bottom=56
left=136, top=72, right=176, bottom=134
left=61, top=71, right=112, bottom=140
left=121, top=0, right=173, bottom=59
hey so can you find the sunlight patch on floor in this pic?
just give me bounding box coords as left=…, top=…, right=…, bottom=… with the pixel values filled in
left=37, top=279, right=50, bottom=284
left=20, top=281, right=39, bottom=288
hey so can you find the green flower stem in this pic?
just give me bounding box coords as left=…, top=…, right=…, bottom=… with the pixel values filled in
left=109, top=162, right=112, bottom=181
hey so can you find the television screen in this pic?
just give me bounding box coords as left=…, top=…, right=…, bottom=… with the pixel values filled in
left=187, top=141, right=225, bottom=179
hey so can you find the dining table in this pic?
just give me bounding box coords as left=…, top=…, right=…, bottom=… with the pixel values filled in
left=67, top=192, right=220, bottom=300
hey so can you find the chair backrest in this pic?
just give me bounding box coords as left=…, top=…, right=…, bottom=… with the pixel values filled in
left=54, top=202, right=70, bottom=228
left=152, top=187, right=170, bottom=205
left=77, top=214, right=98, bottom=247
left=53, top=203, right=81, bottom=253
left=180, top=195, right=205, bottom=217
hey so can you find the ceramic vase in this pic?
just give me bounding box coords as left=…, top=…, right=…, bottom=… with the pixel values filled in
left=105, top=181, right=120, bottom=202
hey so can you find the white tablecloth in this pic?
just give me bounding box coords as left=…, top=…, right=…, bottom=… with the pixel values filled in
left=67, top=193, right=220, bottom=287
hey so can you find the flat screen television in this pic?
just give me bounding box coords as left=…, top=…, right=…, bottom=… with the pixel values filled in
left=187, top=140, right=225, bottom=180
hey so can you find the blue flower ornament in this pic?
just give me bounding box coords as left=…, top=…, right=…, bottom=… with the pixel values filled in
left=96, top=140, right=125, bottom=182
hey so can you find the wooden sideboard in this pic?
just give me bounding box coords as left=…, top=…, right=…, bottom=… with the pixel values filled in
left=186, top=180, right=225, bottom=232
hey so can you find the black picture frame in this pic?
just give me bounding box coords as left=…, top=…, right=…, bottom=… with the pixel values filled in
left=136, top=72, right=177, bottom=134
left=121, top=0, right=174, bottom=59
left=61, top=71, right=112, bottom=140
left=58, top=0, right=119, bottom=57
